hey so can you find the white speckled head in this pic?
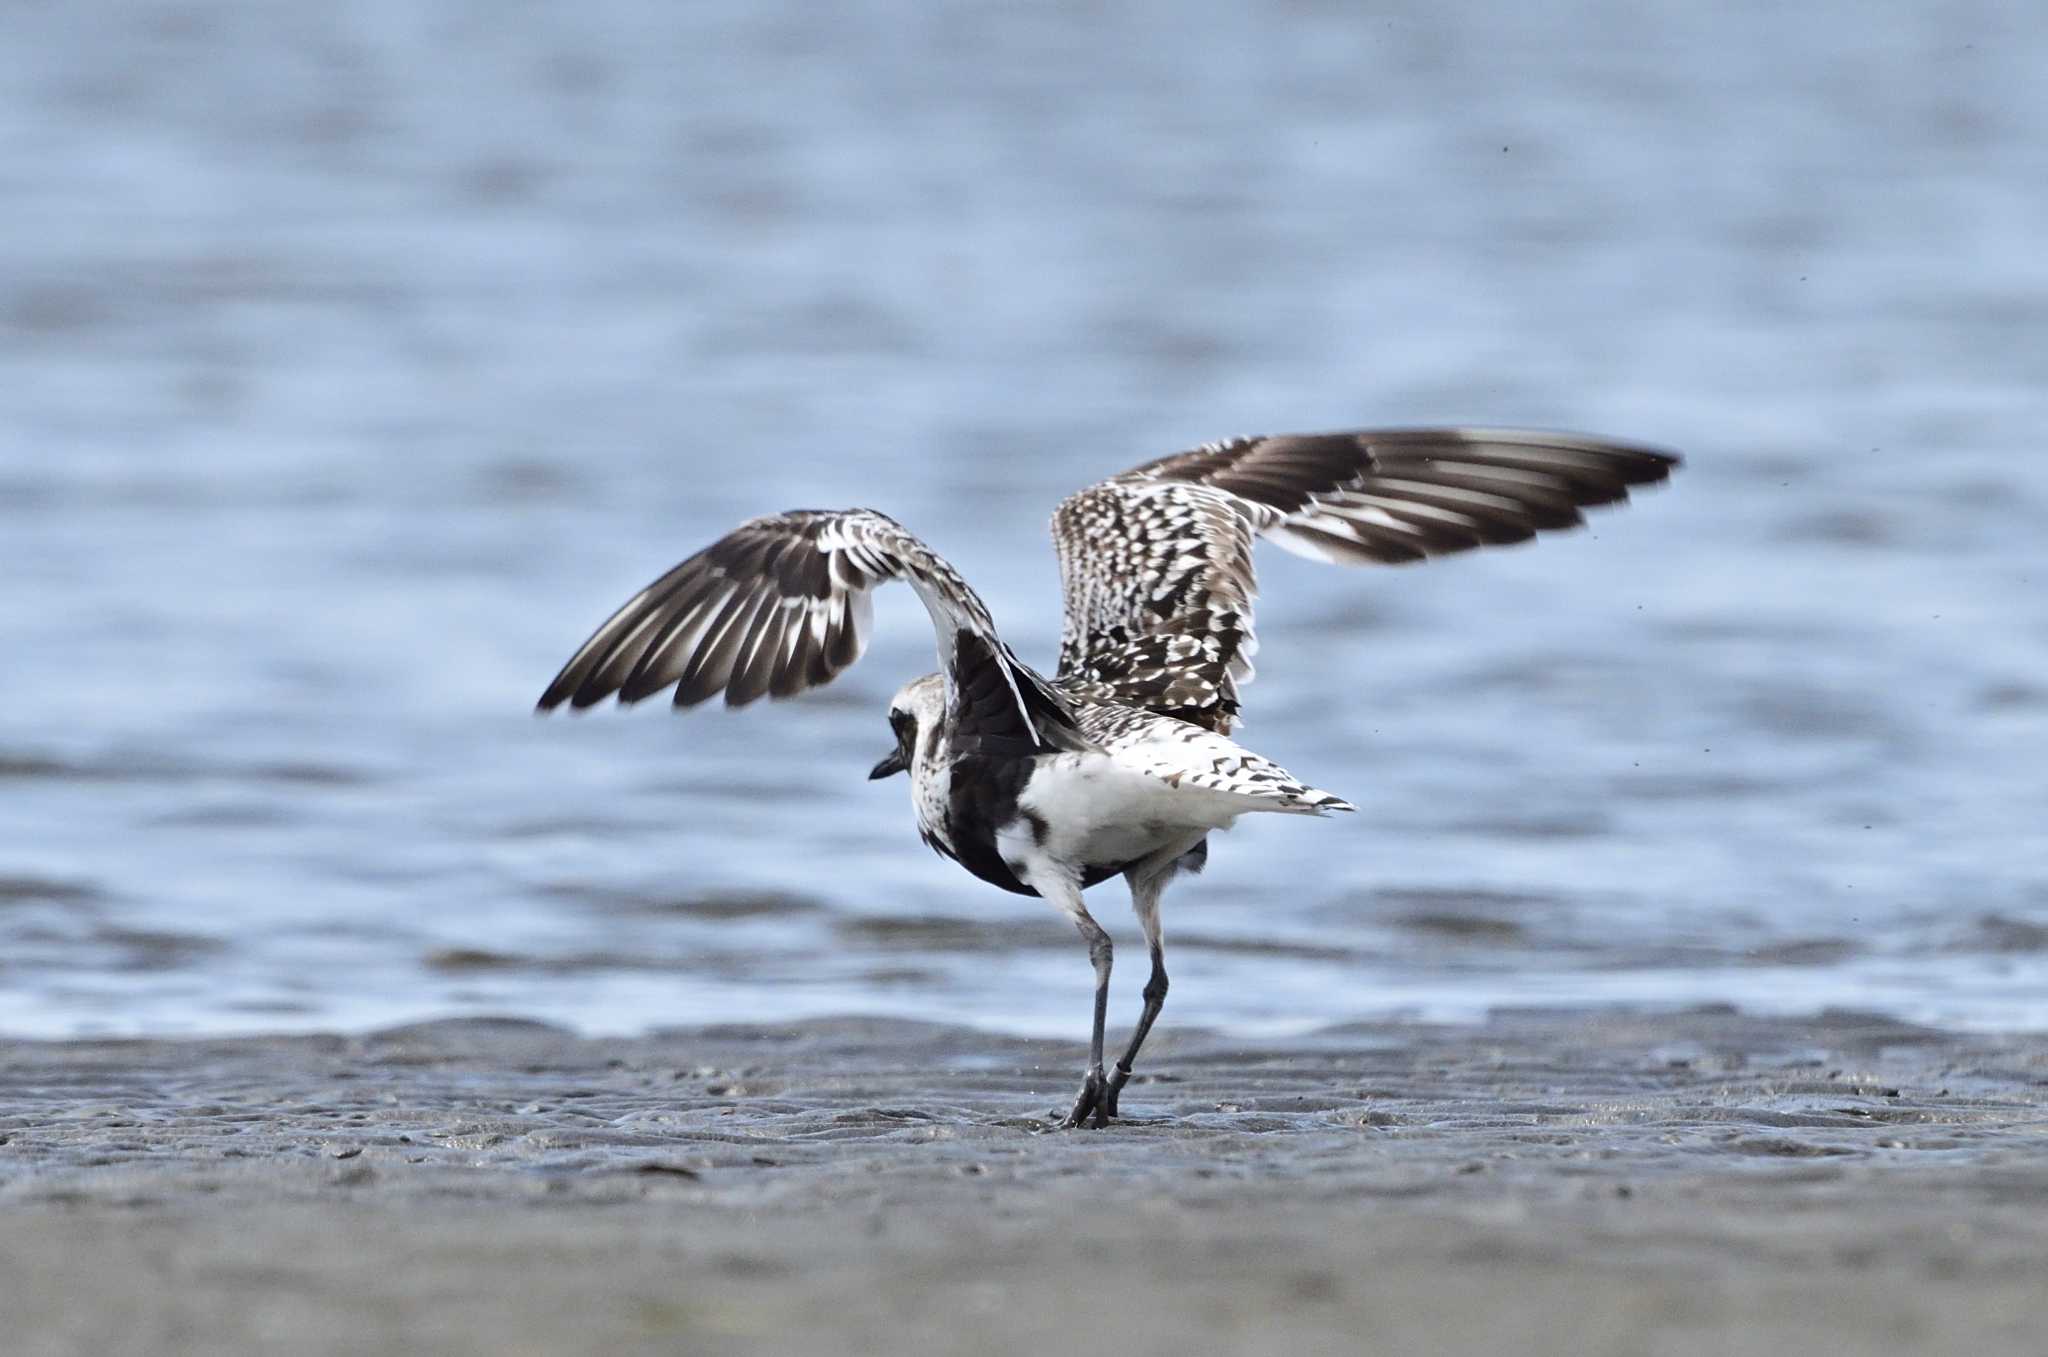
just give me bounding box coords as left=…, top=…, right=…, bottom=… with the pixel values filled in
left=889, top=672, right=946, bottom=725
left=868, top=673, right=946, bottom=780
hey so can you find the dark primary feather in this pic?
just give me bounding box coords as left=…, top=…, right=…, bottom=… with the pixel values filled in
left=537, top=508, right=1087, bottom=751
left=1052, top=428, right=1679, bottom=730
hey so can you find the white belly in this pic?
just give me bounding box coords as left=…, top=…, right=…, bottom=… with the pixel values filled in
left=1014, top=751, right=1240, bottom=868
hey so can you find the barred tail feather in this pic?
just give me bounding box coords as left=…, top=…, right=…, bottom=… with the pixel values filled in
left=1290, top=785, right=1356, bottom=815
left=1078, top=703, right=1352, bottom=815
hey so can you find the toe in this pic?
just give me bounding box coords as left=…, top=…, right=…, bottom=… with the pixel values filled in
left=1060, top=1067, right=1109, bottom=1129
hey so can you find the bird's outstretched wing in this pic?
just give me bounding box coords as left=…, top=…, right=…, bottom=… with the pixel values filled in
left=1052, top=428, right=1680, bottom=731
left=538, top=508, right=1084, bottom=751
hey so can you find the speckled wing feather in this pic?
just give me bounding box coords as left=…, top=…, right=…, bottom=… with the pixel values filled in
left=538, top=509, right=1084, bottom=751
left=1051, top=480, right=1265, bottom=731
left=1052, top=428, right=1680, bottom=731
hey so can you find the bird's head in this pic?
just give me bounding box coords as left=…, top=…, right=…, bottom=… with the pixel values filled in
left=869, top=673, right=946, bottom=780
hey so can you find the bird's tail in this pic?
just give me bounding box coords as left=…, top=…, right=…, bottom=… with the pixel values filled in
left=1197, top=744, right=1353, bottom=816
left=1286, top=784, right=1355, bottom=816
left=1102, top=707, right=1356, bottom=816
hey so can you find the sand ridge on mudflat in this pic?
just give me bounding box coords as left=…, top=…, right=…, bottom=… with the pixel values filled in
left=2, top=1007, right=2045, bottom=1356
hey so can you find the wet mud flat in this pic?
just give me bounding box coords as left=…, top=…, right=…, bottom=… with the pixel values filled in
left=3, top=1008, right=2045, bottom=1357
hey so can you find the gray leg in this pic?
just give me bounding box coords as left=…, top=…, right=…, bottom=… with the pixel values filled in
left=1103, top=862, right=1173, bottom=1118
left=1061, top=912, right=1114, bottom=1130
left=1013, top=859, right=1116, bottom=1130
left=1105, top=944, right=1167, bottom=1119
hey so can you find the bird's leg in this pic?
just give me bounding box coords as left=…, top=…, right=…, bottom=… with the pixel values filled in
left=1016, top=858, right=1118, bottom=1130
left=1104, top=858, right=1176, bottom=1118
left=1061, top=912, right=1114, bottom=1129
left=1104, top=943, right=1167, bottom=1119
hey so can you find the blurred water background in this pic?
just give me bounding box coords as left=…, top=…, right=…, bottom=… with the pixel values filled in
left=2, top=0, right=2044, bottom=1039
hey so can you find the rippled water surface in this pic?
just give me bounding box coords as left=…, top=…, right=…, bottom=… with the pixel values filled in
left=4, top=0, right=2044, bottom=1038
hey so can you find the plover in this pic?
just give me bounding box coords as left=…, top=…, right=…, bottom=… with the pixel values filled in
left=538, top=428, right=1678, bottom=1127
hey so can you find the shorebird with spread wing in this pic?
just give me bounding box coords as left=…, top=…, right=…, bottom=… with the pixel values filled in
left=538, top=429, right=1679, bottom=1127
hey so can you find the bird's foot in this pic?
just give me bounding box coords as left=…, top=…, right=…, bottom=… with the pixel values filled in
left=1060, top=1064, right=1112, bottom=1129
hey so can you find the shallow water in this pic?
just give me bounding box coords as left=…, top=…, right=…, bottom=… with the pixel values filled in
left=3, top=0, right=2044, bottom=1038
